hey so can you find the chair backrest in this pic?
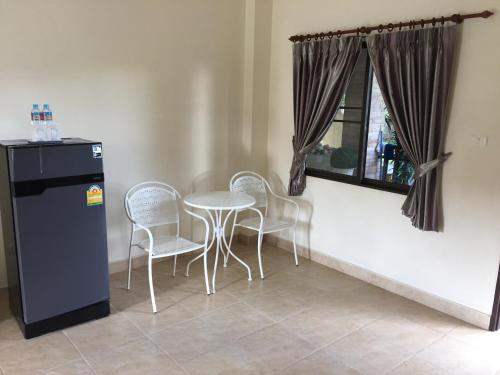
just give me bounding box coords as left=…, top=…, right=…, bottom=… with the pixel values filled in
left=125, top=181, right=180, bottom=230
left=229, top=171, right=268, bottom=210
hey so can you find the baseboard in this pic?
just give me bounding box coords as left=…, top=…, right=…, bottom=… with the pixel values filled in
left=265, top=234, right=490, bottom=330
left=108, top=253, right=184, bottom=274
left=109, top=254, right=148, bottom=274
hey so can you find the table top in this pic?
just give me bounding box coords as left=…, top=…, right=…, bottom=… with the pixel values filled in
left=184, top=191, right=255, bottom=210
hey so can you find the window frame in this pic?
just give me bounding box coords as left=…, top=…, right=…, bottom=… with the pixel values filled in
left=305, top=44, right=411, bottom=196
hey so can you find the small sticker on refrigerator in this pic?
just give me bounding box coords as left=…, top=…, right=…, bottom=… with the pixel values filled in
left=92, top=144, right=102, bottom=158
left=87, top=185, right=103, bottom=206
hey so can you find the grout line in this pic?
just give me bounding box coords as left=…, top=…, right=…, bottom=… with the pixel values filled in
left=381, top=334, right=447, bottom=375
left=120, top=311, right=190, bottom=375
left=114, top=248, right=460, bottom=374
left=62, top=330, right=98, bottom=375
left=281, top=314, right=388, bottom=373
left=42, top=358, right=86, bottom=374
left=120, top=270, right=275, bottom=336
left=137, top=300, right=243, bottom=336
left=116, top=252, right=317, bottom=338
left=388, top=311, right=460, bottom=337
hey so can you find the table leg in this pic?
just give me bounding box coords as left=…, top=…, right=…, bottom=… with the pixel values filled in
left=185, top=209, right=217, bottom=277
left=211, top=209, right=253, bottom=292
left=221, top=210, right=252, bottom=281
left=211, top=210, right=223, bottom=293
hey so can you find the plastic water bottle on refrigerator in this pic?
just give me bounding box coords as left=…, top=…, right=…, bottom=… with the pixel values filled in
left=31, top=104, right=44, bottom=142
left=42, top=104, right=52, bottom=124
left=43, top=104, right=59, bottom=141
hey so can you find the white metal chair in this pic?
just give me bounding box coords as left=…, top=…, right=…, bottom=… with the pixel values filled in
left=228, top=171, right=299, bottom=279
left=124, top=181, right=210, bottom=313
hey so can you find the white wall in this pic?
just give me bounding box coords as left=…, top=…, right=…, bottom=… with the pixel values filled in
left=266, top=0, right=500, bottom=315
left=0, top=0, right=252, bottom=287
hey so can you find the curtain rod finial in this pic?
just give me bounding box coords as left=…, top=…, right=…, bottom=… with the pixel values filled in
left=481, top=10, right=494, bottom=18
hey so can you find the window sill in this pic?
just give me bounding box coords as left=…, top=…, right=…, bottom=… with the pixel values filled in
left=305, top=167, right=410, bottom=195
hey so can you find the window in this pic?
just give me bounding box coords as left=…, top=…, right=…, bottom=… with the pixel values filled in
left=305, top=45, right=415, bottom=194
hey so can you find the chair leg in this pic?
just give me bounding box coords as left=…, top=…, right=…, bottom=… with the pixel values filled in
left=293, top=228, right=299, bottom=266
left=203, top=248, right=210, bottom=295
left=148, top=256, right=157, bottom=313
left=257, top=232, right=264, bottom=279
left=225, top=212, right=238, bottom=267
left=173, top=255, right=177, bottom=277
left=127, top=232, right=134, bottom=290
left=185, top=251, right=204, bottom=277
left=212, top=238, right=221, bottom=293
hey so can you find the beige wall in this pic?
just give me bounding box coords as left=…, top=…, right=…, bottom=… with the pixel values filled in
left=1, top=0, right=499, bottom=320
left=0, top=0, right=252, bottom=287
left=266, top=0, right=500, bottom=315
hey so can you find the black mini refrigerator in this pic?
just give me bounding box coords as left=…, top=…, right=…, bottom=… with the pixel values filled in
left=0, top=138, right=110, bottom=338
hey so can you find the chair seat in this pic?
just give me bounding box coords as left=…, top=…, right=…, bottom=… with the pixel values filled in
left=138, top=235, right=203, bottom=257
left=237, top=217, right=294, bottom=233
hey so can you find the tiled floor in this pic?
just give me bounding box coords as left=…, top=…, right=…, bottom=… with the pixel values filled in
left=1, top=243, right=500, bottom=374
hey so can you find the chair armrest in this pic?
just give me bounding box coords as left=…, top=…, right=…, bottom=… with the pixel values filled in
left=268, top=191, right=300, bottom=225
left=131, top=221, right=155, bottom=253
left=183, top=207, right=210, bottom=247
left=244, top=206, right=265, bottom=232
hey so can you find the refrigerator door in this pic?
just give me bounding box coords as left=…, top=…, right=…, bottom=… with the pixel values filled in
left=12, top=181, right=109, bottom=324
left=8, top=143, right=103, bottom=182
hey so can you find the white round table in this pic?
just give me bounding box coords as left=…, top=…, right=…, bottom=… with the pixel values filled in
left=184, top=191, right=255, bottom=293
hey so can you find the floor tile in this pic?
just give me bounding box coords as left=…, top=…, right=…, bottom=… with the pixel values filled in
left=44, top=359, right=94, bottom=375
left=182, top=344, right=270, bottom=375
left=151, top=302, right=273, bottom=363
left=0, top=332, right=80, bottom=374
left=86, top=337, right=184, bottom=374
left=283, top=349, right=361, bottom=375
left=0, top=244, right=496, bottom=374
left=64, top=313, right=143, bottom=360
left=109, top=284, right=152, bottom=312
left=244, top=289, right=310, bottom=322
left=123, top=294, right=196, bottom=335
left=390, top=299, right=461, bottom=334
left=388, top=357, right=452, bottom=375
left=416, top=336, right=500, bottom=374
left=150, top=317, right=229, bottom=364
left=218, top=277, right=268, bottom=300
left=447, top=323, right=500, bottom=348
left=324, top=316, right=443, bottom=374
left=234, top=323, right=316, bottom=372
left=279, top=301, right=378, bottom=348
left=0, top=318, right=25, bottom=350
left=177, top=290, right=240, bottom=317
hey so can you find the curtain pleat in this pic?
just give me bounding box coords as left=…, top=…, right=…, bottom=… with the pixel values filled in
left=367, top=25, right=458, bottom=231
left=288, top=37, right=362, bottom=196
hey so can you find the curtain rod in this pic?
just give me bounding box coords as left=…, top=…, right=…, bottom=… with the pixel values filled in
left=288, top=10, right=494, bottom=42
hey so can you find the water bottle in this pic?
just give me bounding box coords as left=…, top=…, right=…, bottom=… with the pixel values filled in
left=44, top=104, right=60, bottom=141
left=42, top=104, right=53, bottom=125
left=30, top=104, right=41, bottom=125
left=31, top=104, right=45, bottom=141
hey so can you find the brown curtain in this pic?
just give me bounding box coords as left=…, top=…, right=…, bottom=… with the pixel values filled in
left=367, top=25, right=458, bottom=231
left=288, top=36, right=362, bottom=196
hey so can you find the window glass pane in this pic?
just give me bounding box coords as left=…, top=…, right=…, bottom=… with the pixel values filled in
left=306, top=49, right=368, bottom=177
left=333, top=108, right=362, bottom=123
left=307, top=122, right=361, bottom=176
left=364, top=75, right=415, bottom=186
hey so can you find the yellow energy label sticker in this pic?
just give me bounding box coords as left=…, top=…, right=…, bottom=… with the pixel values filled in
left=87, top=185, right=103, bottom=206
